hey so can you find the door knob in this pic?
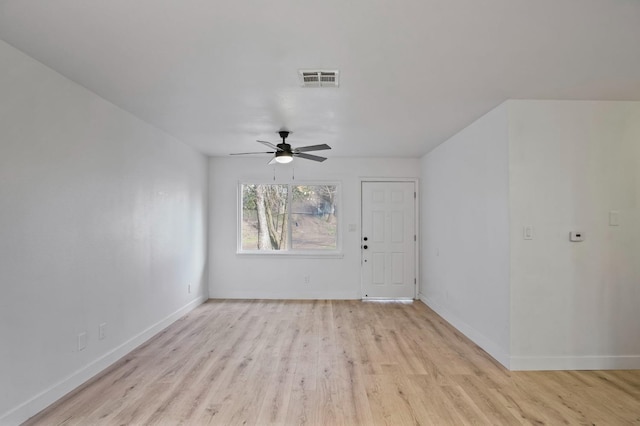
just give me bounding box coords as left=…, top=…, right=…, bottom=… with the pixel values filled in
left=363, top=237, right=368, bottom=241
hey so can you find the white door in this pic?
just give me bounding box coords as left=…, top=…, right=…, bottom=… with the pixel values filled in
left=361, top=181, right=416, bottom=299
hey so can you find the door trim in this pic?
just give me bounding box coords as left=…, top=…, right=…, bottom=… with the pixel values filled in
left=359, top=178, right=420, bottom=300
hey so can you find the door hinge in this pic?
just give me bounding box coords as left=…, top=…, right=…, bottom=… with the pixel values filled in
left=414, top=235, right=416, bottom=242
left=414, top=191, right=416, bottom=199
left=414, top=278, right=417, bottom=284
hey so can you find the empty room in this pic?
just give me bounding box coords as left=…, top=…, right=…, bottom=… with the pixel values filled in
left=1, top=0, right=639, bottom=425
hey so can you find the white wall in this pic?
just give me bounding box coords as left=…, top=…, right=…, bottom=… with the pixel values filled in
left=420, top=99, right=640, bottom=371
left=508, top=100, right=640, bottom=370
left=208, top=157, right=420, bottom=299
left=0, top=41, right=208, bottom=424
left=419, top=103, right=511, bottom=367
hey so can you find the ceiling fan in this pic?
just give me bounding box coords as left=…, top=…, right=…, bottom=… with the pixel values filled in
left=230, top=131, right=331, bottom=164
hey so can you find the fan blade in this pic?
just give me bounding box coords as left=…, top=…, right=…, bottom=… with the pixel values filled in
left=293, top=144, right=331, bottom=153
left=257, top=140, right=282, bottom=151
left=230, top=151, right=275, bottom=155
left=295, top=153, right=327, bottom=162
left=268, top=156, right=277, bottom=165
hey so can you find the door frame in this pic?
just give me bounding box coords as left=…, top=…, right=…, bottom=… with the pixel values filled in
left=359, top=177, right=420, bottom=300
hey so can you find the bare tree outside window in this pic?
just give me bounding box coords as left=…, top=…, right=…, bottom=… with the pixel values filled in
left=241, top=183, right=338, bottom=251
left=291, top=185, right=337, bottom=249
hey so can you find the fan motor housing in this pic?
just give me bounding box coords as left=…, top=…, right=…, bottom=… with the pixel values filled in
left=277, top=143, right=292, bottom=152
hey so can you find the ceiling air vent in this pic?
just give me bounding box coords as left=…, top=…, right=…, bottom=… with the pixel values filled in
left=298, top=70, right=339, bottom=87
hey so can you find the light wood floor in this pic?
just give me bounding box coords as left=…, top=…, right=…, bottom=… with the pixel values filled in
left=25, top=300, right=640, bottom=425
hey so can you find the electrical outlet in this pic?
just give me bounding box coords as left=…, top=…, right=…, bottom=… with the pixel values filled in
left=304, top=275, right=310, bottom=284
left=609, top=210, right=620, bottom=226
left=99, top=323, right=107, bottom=340
left=188, top=284, right=191, bottom=294
left=78, top=332, right=87, bottom=351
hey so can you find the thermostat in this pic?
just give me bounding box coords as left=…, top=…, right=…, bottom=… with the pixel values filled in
left=569, top=231, right=584, bottom=242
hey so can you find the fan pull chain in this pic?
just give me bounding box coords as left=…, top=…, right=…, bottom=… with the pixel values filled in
left=273, top=167, right=276, bottom=181
left=292, top=167, right=295, bottom=180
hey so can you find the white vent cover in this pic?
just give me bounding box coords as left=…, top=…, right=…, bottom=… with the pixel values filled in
left=298, top=70, right=339, bottom=87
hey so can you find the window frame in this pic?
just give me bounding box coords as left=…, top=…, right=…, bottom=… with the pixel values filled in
left=237, top=180, right=343, bottom=257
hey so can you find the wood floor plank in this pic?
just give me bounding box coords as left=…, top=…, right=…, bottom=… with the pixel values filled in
left=23, top=300, right=640, bottom=425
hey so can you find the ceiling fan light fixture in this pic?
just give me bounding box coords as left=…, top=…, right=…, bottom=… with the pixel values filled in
left=275, top=151, right=293, bottom=164
left=231, top=130, right=329, bottom=163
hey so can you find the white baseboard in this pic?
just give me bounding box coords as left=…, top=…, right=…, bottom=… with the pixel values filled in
left=208, top=290, right=360, bottom=300
left=418, top=293, right=510, bottom=369
left=509, top=355, right=640, bottom=371
left=418, top=294, right=640, bottom=372
left=0, top=296, right=206, bottom=426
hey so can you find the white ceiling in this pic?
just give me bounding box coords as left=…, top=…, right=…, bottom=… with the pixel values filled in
left=1, top=0, right=640, bottom=158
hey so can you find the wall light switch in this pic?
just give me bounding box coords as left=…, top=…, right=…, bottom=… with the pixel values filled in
left=348, top=224, right=357, bottom=232
left=523, top=225, right=534, bottom=240
left=609, top=210, right=620, bottom=226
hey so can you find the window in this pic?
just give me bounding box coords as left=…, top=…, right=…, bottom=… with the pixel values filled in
left=239, top=183, right=340, bottom=254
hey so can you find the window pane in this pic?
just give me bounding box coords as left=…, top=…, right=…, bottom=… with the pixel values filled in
left=291, top=185, right=338, bottom=250
left=241, top=184, right=289, bottom=250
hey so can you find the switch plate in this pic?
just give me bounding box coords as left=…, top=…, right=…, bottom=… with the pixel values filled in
left=348, top=224, right=357, bottom=232
left=523, top=225, right=534, bottom=240
left=609, top=210, right=620, bottom=226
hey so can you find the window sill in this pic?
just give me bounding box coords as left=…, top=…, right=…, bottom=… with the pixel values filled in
left=236, top=251, right=344, bottom=259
